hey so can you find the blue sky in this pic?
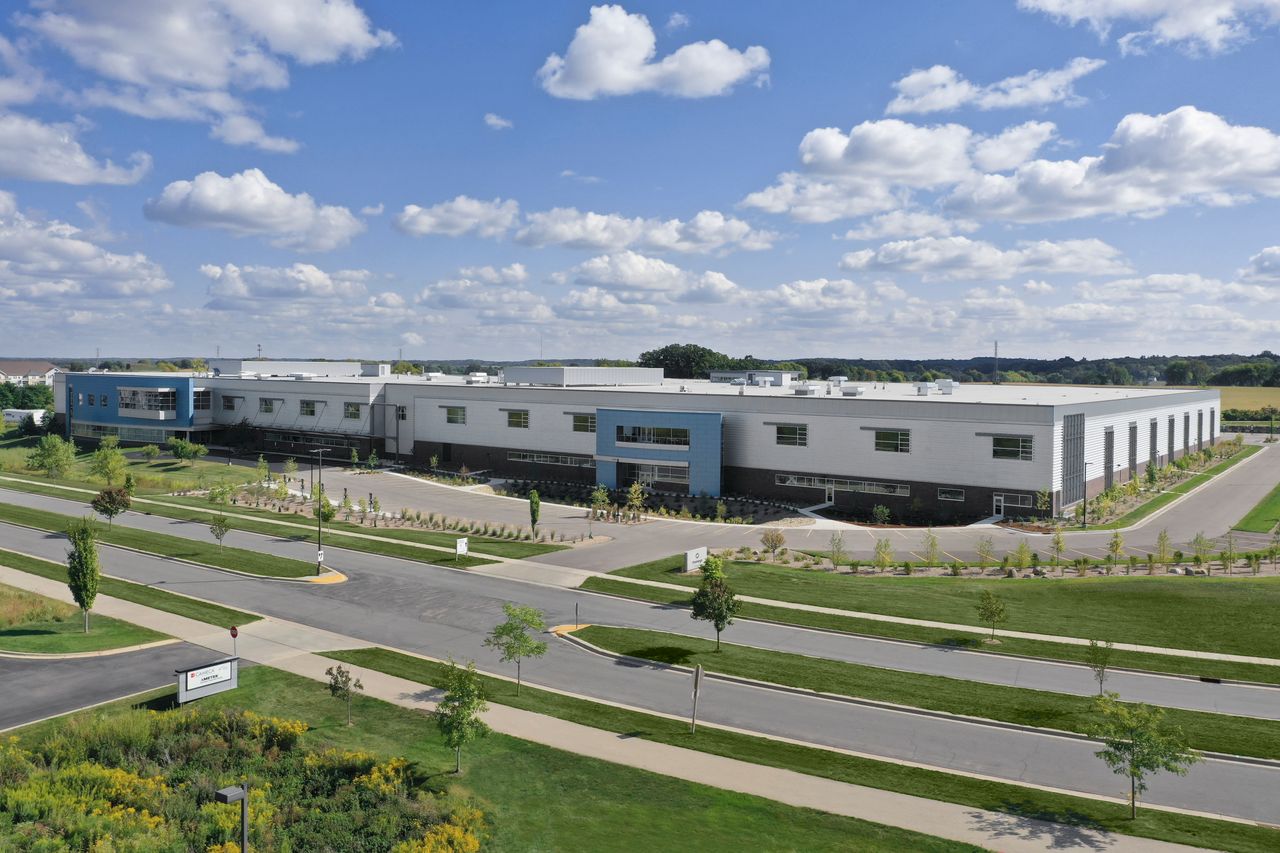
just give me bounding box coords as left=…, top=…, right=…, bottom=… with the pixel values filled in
left=3, top=1, right=1280, bottom=361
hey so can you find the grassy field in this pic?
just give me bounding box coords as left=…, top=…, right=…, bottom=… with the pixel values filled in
left=1235, top=482, right=1280, bottom=534
left=1201, top=386, right=1280, bottom=410
left=10, top=665, right=974, bottom=853
left=327, top=647, right=1280, bottom=853
left=607, top=556, right=1280, bottom=658
left=0, top=580, right=166, bottom=653
left=0, top=548, right=259, bottom=627
left=0, top=499, right=318, bottom=578
left=575, top=626, right=1279, bottom=759
left=0, top=432, right=256, bottom=494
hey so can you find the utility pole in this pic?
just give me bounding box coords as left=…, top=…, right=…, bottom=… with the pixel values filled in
left=312, top=448, right=328, bottom=574
left=993, top=340, right=999, bottom=385
left=257, top=343, right=262, bottom=360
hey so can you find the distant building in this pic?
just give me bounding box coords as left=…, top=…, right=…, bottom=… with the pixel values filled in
left=55, top=362, right=1221, bottom=521
left=3, top=409, right=46, bottom=426
left=0, top=360, right=59, bottom=386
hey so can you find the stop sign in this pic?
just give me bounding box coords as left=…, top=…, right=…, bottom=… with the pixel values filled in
left=230, top=626, right=238, bottom=639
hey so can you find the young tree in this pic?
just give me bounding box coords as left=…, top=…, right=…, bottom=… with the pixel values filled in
left=325, top=663, right=364, bottom=727
left=27, top=434, right=76, bottom=478
left=123, top=472, right=136, bottom=497
left=625, top=481, right=646, bottom=521
left=1051, top=527, right=1065, bottom=574
left=140, top=443, right=160, bottom=463
left=1086, top=639, right=1114, bottom=695
left=209, top=515, right=230, bottom=552
left=256, top=454, right=270, bottom=483
left=315, top=497, right=336, bottom=524
left=1155, top=529, right=1172, bottom=567
left=760, top=528, right=786, bottom=561
left=350, top=447, right=360, bottom=468
left=528, top=489, right=540, bottom=532
left=590, top=485, right=610, bottom=521
left=873, top=537, right=894, bottom=572
left=65, top=517, right=100, bottom=633
left=828, top=531, right=846, bottom=570
left=1035, top=488, right=1052, bottom=514
left=1223, top=531, right=1237, bottom=575
left=1091, top=693, right=1200, bottom=819
left=367, top=448, right=379, bottom=469
left=89, top=442, right=127, bottom=485
left=370, top=496, right=381, bottom=526
left=922, top=529, right=940, bottom=568
left=283, top=457, right=298, bottom=479
left=976, top=535, right=995, bottom=572
left=976, top=589, right=1007, bottom=641
left=1013, top=540, right=1033, bottom=571
left=871, top=504, right=891, bottom=525
left=482, top=603, right=548, bottom=695
left=274, top=478, right=289, bottom=502
left=1191, top=532, right=1212, bottom=565
left=1107, top=531, right=1125, bottom=571
left=90, top=486, right=131, bottom=528
left=436, top=660, right=490, bottom=773
left=691, top=569, right=740, bottom=650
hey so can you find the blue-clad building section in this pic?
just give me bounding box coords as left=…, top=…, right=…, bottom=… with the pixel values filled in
left=64, top=373, right=198, bottom=444
left=594, top=408, right=722, bottom=496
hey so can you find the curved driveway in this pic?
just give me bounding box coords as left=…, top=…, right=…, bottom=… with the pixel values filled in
left=0, top=508, right=1277, bottom=822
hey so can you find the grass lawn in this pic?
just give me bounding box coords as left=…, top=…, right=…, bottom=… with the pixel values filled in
left=578, top=575, right=1280, bottom=684
left=327, top=647, right=1280, bottom=853
left=11, top=665, right=974, bottom=853
left=574, top=626, right=1280, bottom=760
left=0, top=499, right=317, bottom=578
left=0, top=580, right=167, bottom=653
left=606, top=556, right=1280, bottom=659
left=0, top=547, right=259, bottom=628
left=1235, top=481, right=1280, bottom=534
left=0, top=432, right=256, bottom=495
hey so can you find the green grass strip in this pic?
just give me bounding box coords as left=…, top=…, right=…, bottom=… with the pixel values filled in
left=0, top=580, right=167, bottom=653
left=0, top=548, right=258, bottom=628
left=1235, top=481, right=1280, bottom=534
left=578, top=576, right=1280, bottom=685
left=326, top=647, right=1280, bottom=853
left=0, top=500, right=315, bottom=578
left=576, top=625, right=1280, bottom=759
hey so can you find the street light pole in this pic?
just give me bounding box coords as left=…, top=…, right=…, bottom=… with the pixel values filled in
left=215, top=782, right=249, bottom=851
left=1082, top=462, right=1091, bottom=529
left=312, top=447, right=328, bottom=575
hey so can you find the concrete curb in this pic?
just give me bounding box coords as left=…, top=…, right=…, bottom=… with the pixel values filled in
left=0, top=637, right=180, bottom=660
left=558, top=629, right=1280, bottom=771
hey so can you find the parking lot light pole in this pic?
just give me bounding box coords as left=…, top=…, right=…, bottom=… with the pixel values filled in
left=311, top=447, right=328, bottom=574
left=215, top=782, right=249, bottom=851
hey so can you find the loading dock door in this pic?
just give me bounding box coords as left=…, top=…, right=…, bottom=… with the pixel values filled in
left=1062, top=414, right=1084, bottom=505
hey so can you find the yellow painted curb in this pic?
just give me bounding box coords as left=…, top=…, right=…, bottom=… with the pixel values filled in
left=549, top=624, right=590, bottom=636
left=307, top=568, right=348, bottom=584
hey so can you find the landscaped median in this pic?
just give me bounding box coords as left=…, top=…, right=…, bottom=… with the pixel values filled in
left=568, top=625, right=1280, bottom=761
left=578, top=572, right=1280, bottom=685
left=0, top=580, right=168, bottom=654
left=0, top=499, right=319, bottom=578
left=324, top=647, right=1280, bottom=853
left=0, top=548, right=258, bottom=629
left=5, top=665, right=970, bottom=853
left=1235, top=481, right=1280, bottom=534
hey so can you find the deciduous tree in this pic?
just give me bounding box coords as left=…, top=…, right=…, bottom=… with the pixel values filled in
left=436, top=660, right=490, bottom=773
left=1086, top=639, right=1114, bottom=695
left=209, top=515, right=230, bottom=552
left=922, top=530, right=940, bottom=567
left=482, top=603, right=548, bottom=695
left=27, top=434, right=75, bottom=478
left=1091, top=693, right=1199, bottom=818
left=976, top=589, right=1007, bottom=641
left=691, top=569, right=740, bottom=650
left=325, top=663, right=364, bottom=727
left=91, top=486, right=130, bottom=528
left=528, top=489, right=540, bottom=532
left=65, top=517, right=100, bottom=633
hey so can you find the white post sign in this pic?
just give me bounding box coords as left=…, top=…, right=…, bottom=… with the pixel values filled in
left=177, top=657, right=239, bottom=704
left=685, top=546, right=708, bottom=573
left=456, top=537, right=469, bottom=558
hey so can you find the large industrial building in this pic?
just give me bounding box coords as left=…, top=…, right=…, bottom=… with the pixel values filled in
left=55, top=361, right=1220, bottom=521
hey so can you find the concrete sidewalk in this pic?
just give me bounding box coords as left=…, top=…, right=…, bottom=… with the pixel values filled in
left=0, top=564, right=1206, bottom=853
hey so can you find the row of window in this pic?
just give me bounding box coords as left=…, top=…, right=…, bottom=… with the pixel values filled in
left=440, top=408, right=598, bottom=434
left=507, top=451, right=596, bottom=468
left=774, top=473, right=911, bottom=497
left=71, top=422, right=170, bottom=443
left=247, top=397, right=365, bottom=419
left=615, top=425, right=690, bottom=446
left=262, top=431, right=360, bottom=449
left=773, top=425, right=1031, bottom=461
left=117, top=389, right=177, bottom=412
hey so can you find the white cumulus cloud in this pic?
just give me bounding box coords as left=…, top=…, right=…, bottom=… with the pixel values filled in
left=886, top=57, right=1105, bottom=114
left=1240, top=246, right=1280, bottom=282
left=201, top=262, right=370, bottom=305
left=1018, top=0, right=1280, bottom=55
left=517, top=207, right=775, bottom=254
left=394, top=196, right=520, bottom=239
left=0, top=111, right=151, bottom=184
left=484, top=112, right=513, bottom=130
left=562, top=250, right=743, bottom=303
left=538, top=4, right=769, bottom=99
left=839, top=235, right=1132, bottom=281
left=144, top=168, right=365, bottom=251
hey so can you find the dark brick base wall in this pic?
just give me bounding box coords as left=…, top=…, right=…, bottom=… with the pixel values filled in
left=409, top=440, right=597, bottom=484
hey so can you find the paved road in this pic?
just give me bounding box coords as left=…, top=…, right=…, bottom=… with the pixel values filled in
left=0, top=516, right=1277, bottom=822
left=0, top=642, right=216, bottom=730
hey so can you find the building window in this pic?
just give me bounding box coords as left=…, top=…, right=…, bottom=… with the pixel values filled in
left=193, top=390, right=211, bottom=411
left=86, top=394, right=95, bottom=407
left=397, top=405, right=407, bottom=421
left=343, top=402, right=361, bottom=419
left=300, top=400, right=317, bottom=417
left=992, top=436, right=1033, bottom=461
left=222, top=396, right=239, bottom=412
left=616, top=425, right=689, bottom=446
left=774, top=473, right=910, bottom=497
left=874, top=430, right=910, bottom=453
left=938, top=488, right=965, bottom=502
left=118, top=388, right=176, bottom=412
left=508, top=451, right=595, bottom=468
left=572, top=414, right=596, bottom=433
left=259, top=398, right=275, bottom=414
left=445, top=406, right=466, bottom=425
left=775, top=424, right=808, bottom=447
left=996, top=492, right=1033, bottom=508
left=507, top=410, right=529, bottom=429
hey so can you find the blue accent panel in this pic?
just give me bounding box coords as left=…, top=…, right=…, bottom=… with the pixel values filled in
left=64, top=374, right=196, bottom=437
left=595, top=408, right=722, bottom=496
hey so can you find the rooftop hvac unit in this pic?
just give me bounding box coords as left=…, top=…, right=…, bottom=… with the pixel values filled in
left=829, top=375, right=847, bottom=386
left=938, top=379, right=956, bottom=395
left=915, top=381, right=938, bottom=396
left=465, top=372, right=489, bottom=385
left=423, top=372, right=444, bottom=381
left=754, top=377, right=771, bottom=386
left=841, top=385, right=866, bottom=396
left=680, top=385, right=689, bottom=392
left=794, top=384, right=819, bottom=396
